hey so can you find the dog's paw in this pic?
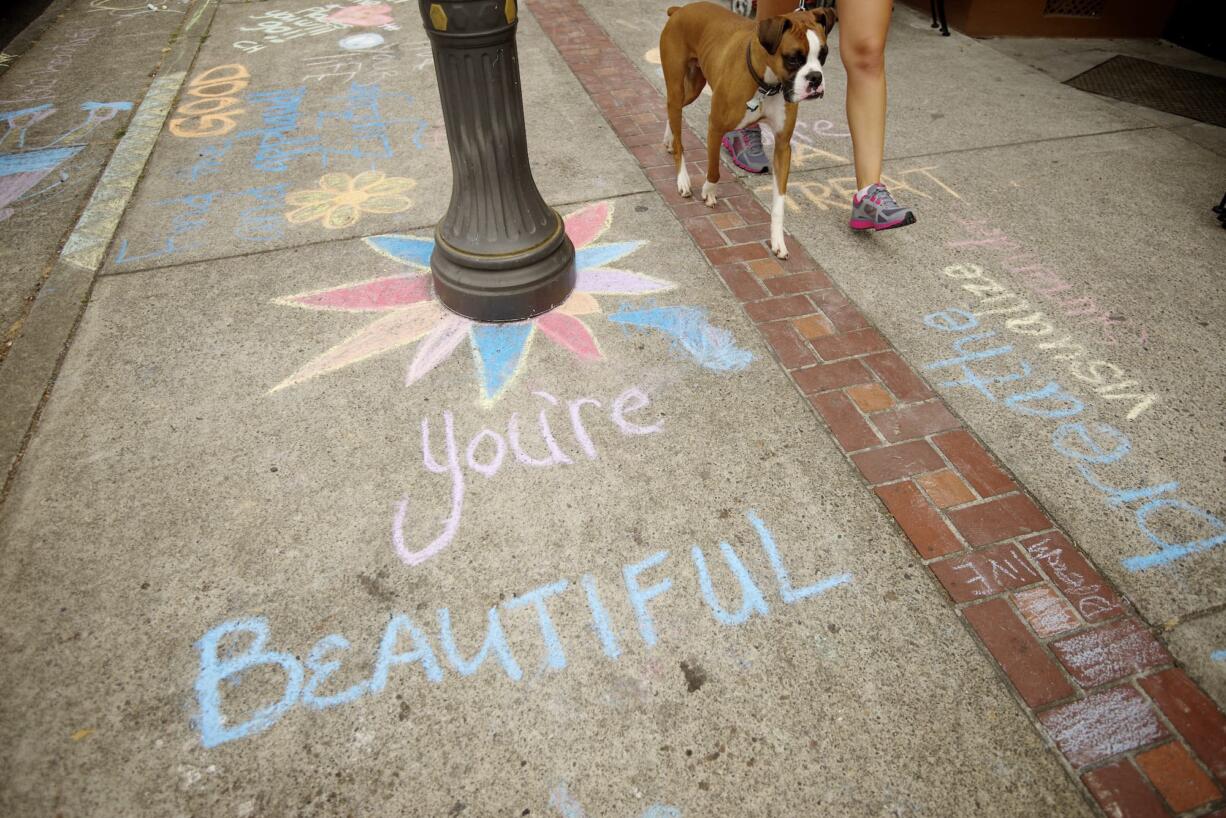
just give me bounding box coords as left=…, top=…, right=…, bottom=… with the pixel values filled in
left=770, top=237, right=789, bottom=259
left=702, top=181, right=717, bottom=207
left=677, top=167, right=692, bottom=198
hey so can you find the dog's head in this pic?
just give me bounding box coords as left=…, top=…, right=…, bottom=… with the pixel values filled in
left=756, top=7, right=836, bottom=103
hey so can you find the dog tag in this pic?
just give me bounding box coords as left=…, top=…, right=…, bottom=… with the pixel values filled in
left=746, top=96, right=761, bottom=113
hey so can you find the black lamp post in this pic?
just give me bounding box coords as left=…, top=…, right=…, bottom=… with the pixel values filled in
left=418, top=0, right=576, bottom=322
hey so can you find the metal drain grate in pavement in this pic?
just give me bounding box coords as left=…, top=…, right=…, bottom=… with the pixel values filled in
left=1065, top=55, right=1226, bottom=128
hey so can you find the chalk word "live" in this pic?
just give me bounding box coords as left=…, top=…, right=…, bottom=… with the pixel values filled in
left=922, top=307, right=1224, bottom=571
left=393, top=386, right=662, bottom=567
left=194, top=511, right=853, bottom=747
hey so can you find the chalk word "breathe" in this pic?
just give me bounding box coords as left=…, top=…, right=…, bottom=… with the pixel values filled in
left=923, top=307, right=1224, bottom=571
left=393, top=386, right=662, bottom=567
left=194, top=511, right=853, bottom=747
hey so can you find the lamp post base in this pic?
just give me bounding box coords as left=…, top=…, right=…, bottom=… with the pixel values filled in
left=430, top=214, right=576, bottom=323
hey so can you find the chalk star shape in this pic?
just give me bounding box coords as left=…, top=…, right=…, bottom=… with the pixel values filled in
left=273, top=201, right=675, bottom=402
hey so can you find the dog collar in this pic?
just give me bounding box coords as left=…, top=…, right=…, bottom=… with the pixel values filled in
left=745, top=42, right=783, bottom=97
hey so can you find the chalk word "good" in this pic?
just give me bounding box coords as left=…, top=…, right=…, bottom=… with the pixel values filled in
left=194, top=510, right=853, bottom=747
left=393, top=386, right=662, bottom=567
left=169, top=64, right=249, bottom=138
left=923, top=307, right=1224, bottom=571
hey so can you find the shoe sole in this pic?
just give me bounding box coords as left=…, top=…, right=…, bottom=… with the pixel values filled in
left=850, top=212, right=917, bottom=231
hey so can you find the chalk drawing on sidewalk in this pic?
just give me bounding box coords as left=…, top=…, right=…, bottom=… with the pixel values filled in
left=284, top=170, right=414, bottom=228
left=325, top=3, right=393, bottom=27
left=339, top=32, right=385, bottom=50
left=168, top=64, right=249, bottom=139
left=60, top=72, right=186, bottom=270
left=921, top=307, right=1225, bottom=572
left=550, top=782, right=680, bottom=818
left=0, top=147, right=83, bottom=222
left=759, top=166, right=961, bottom=213
left=192, top=510, right=853, bottom=747
left=0, top=101, right=133, bottom=222
left=273, top=200, right=753, bottom=401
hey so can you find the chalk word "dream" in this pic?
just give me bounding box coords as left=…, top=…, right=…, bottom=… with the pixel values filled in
left=194, top=511, right=853, bottom=747
left=923, top=308, right=1224, bottom=571
left=394, top=386, right=662, bottom=566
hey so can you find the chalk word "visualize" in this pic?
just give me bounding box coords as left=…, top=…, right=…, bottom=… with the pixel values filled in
left=169, top=64, right=249, bottom=139
left=922, top=307, right=1224, bottom=571
left=937, top=263, right=1156, bottom=421
left=194, top=511, right=853, bottom=747
left=394, top=386, right=662, bottom=567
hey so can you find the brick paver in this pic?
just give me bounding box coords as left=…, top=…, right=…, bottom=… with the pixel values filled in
left=529, top=3, right=1226, bottom=813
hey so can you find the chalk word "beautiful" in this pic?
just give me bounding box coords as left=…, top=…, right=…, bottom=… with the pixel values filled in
left=923, top=307, right=1224, bottom=571
left=394, top=386, right=663, bottom=566
left=194, top=511, right=853, bottom=747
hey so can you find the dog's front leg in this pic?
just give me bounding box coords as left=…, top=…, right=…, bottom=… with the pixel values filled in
left=769, top=138, right=792, bottom=259
left=703, top=121, right=723, bottom=207
left=767, top=105, right=798, bottom=259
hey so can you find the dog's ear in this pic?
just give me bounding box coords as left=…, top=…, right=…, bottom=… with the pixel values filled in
left=810, top=7, right=837, bottom=35
left=757, top=16, right=791, bottom=55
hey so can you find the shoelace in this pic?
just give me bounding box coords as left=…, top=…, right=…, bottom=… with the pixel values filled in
left=869, top=185, right=899, bottom=209
left=741, top=126, right=765, bottom=156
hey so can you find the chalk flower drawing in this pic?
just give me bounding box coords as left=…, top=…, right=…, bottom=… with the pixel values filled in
left=274, top=200, right=753, bottom=401
left=324, top=3, right=393, bottom=27
left=284, top=171, right=415, bottom=230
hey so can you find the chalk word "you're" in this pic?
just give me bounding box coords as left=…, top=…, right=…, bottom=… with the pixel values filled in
left=194, top=511, right=853, bottom=747
left=394, top=386, right=662, bottom=567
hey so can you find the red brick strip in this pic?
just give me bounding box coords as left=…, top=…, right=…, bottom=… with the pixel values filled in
left=530, top=3, right=1226, bottom=814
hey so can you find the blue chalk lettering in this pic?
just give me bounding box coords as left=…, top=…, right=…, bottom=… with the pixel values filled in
left=1052, top=422, right=1131, bottom=465
left=750, top=511, right=852, bottom=603
left=924, top=331, right=1012, bottom=371
left=1212, top=650, right=1226, bottom=663
left=1003, top=381, right=1085, bottom=419
left=939, top=358, right=1032, bottom=402
left=436, top=606, right=522, bottom=681
left=1123, top=500, right=1226, bottom=571
left=642, top=808, right=682, bottom=818
left=370, top=614, right=444, bottom=692
left=194, top=618, right=304, bottom=748
left=302, top=634, right=369, bottom=710
left=622, top=550, right=672, bottom=647
left=691, top=542, right=769, bottom=626
left=580, top=574, right=621, bottom=660
left=504, top=579, right=570, bottom=670
left=923, top=308, right=979, bottom=333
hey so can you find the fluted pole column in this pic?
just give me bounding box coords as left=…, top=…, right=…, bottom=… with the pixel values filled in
left=418, top=0, right=576, bottom=322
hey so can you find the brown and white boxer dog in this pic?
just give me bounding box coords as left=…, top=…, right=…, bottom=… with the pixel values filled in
left=659, top=2, right=836, bottom=258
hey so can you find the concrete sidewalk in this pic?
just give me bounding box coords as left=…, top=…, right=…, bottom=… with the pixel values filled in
left=0, top=0, right=1223, bottom=815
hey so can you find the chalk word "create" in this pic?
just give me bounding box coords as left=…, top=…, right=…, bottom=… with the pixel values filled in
left=169, top=64, right=249, bottom=139
left=394, top=386, right=662, bottom=567
left=194, top=511, right=853, bottom=747
left=923, top=307, right=1224, bottom=571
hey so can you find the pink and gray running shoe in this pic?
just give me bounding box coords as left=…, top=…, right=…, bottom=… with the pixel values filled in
left=849, top=183, right=917, bottom=231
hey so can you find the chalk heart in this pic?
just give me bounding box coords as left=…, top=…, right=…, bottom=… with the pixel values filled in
left=271, top=201, right=753, bottom=403
left=325, top=3, right=394, bottom=26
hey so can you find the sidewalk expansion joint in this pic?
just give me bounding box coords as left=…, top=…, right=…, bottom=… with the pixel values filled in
left=529, top=3, right=1226, bottom=816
